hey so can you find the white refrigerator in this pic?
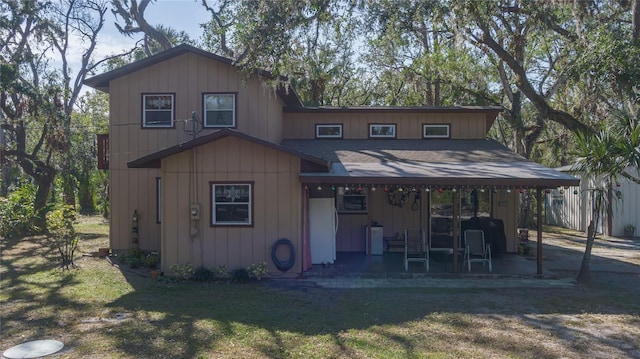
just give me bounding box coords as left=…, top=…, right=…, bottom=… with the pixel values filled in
left=309, top=198, right=338, bottom=264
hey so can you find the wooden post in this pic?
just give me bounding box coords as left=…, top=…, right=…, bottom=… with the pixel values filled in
left=367, top=193, right=373, bottom=271
left=452, top=190, right=459, bottom=273
left=537, top=188, right=543, bottom=276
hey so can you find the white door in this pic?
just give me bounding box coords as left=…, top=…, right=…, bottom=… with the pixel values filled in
left=309, top=198, right=337, bottom=264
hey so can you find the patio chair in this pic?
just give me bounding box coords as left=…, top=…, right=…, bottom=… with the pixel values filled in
left=404, top=229, right=429, bottom=271
left=463, top=229, right=492, bottom=272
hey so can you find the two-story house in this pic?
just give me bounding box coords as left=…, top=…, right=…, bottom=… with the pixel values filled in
left=84, top=44, right=579, bottom=276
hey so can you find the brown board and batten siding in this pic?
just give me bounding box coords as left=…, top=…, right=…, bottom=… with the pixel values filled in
left=160, top=136, right=302, bottom=273
left=282, top=111, right=490, bottom=140
left=335, top=188, right=519, bottom=253
left=106, top=51, right=287, bottom=253
left=336, top=190, right=425, bottom=252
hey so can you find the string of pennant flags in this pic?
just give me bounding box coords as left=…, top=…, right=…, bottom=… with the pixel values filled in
left=305, top=183, right=625, bottom=197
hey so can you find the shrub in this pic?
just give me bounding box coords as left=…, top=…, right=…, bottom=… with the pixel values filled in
left=246, top=261, right=268, bottom=280
left=119, top=249, right=144, bottom=268
left=46, top=205, right=79, bottom=269
left=170, top=263, right=194, bottom=280
left=214, top=265, right=229, bottom=279
left=0, top=184, right=40, bottom=239
left=143, top=252, right=160, bottom=269
left=231, top=268, right=250, bottom=283
left=192, top=266, right=214, bottom=281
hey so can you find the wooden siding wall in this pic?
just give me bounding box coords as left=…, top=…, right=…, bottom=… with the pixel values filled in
left=335, top=189, right=519, bottom=253
left=108, top=52, right=286, bottom=252
left=336, top=190, right=424, bottom=251
left=160, top=137, right=302, bottom=274
left=283, top=112, right=488, bottom=139
left=491, top=190, right=519, bottom=253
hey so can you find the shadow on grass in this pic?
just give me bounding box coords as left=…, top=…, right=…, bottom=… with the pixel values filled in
left=95, top=258, right=640, bottom=359
left=3, top=223, right=640, bottom=358
left=1, top=236, right=89, bottom=344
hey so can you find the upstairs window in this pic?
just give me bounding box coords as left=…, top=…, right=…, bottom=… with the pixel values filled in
left=142, top=94, right=174, bottom=128
left=369, top=124, right=396, bottom=138
left=316, top=124, right=343, bottom=138
left=204, top=93, right=236, bottom=128
left=423, top=124, right=450, bottom=139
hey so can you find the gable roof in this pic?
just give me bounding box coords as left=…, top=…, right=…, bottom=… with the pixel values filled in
left=127, top=128, right=330, bottom=169
left=83, top=44, right=303, bottom=107
left=281, top=139, right=580, bottom=188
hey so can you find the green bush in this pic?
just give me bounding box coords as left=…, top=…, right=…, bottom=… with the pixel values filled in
left=120, top=249, right=144, bottom=269
left=143, top=252, right=160, bottom=269
left=0, top=184, right=40, bottom=239
left=170, top=263, right=194, bottom=280
left=246, top=261, right=268, bottom=280
left=192, top=266, right=214, bottom=281
left=232, top=268, right=250, bottom=283
left=214, top=265, right=229, bottom=279
left=47, top=205, right=79, bottom=269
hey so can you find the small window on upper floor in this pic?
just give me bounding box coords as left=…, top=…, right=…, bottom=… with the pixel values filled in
left=423, top=124, right=450, bottom=139
left=204, top=93, right=236, bottom=128
left=142, top=94, right=175, bottom=128
left=369, top=124, right=396, bottom=138
left=316, top=124, right=343, bottom=138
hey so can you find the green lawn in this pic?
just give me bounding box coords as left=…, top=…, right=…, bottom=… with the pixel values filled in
left=1, top=217, right=639, bottom=358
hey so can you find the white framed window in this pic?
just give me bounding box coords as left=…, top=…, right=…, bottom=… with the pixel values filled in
left=211, top=182, right=252, bottom=226
left=423, top=124, right=450, bottom=139
left=204, top=93, right=236, bottom=127
left=336, top=186, right=367, bottom=213
left=369, top=124, right=396, bottom=138
left=142, top=94, right=174, bottom=128
left=316, top=124, right=343, bottom=138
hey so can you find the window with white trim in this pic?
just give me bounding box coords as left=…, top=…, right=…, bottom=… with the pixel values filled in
left=142, top=94, right=174, bottom=128
left=316, top=124, right=343, bottom=138
left=211, top=183, right=252, bottom=225
left=204, top=93, right=236, bottom=127
left=423, top=124, right=450, bottom=138
left=369, top=124, right=396, bottom=138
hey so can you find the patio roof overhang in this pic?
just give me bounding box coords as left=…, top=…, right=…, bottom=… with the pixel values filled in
left=281, top=139, right=580, bottom=188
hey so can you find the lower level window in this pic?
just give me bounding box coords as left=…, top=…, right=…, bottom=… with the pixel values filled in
left=211, top=182, right=252, bottom=226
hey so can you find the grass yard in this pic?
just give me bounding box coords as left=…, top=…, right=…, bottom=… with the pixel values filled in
left=1, top=216, right=640, bottom=358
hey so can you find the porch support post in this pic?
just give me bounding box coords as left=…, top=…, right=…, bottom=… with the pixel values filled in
left=367, top=195, right=373, bottom=271
left=536, top=188, right=543, bottom=276
left=452, top=190, right=459, bottom=273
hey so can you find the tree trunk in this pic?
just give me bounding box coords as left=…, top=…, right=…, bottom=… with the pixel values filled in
left=62, top=170, right=76, bottom=207
left=33, top=169, right=56, bottom=232
left=77, top=166, right=95, bottom=214
left=576, top=220, right=595, bottom=283
left=518, top=190, right=532, bottom=228
left=633, top=0, right=640, bottom=44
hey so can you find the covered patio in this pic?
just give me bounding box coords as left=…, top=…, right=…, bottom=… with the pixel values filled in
left=283, top=138, right=580, bottom=277
left=303, top=249, right=552, bottom=278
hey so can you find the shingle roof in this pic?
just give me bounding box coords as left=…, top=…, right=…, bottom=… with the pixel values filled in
left=128, top=129, right=329, bottom=169
left=280, top=139, right=579, bottom=187
left=282, top=139, right=524, bottom=163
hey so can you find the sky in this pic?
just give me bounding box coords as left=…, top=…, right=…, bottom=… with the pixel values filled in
left=94, top=0, right=211, bottom=59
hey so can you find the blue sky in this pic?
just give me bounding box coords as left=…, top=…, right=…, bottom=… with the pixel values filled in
left=96, top=0, right=210, bottom=57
